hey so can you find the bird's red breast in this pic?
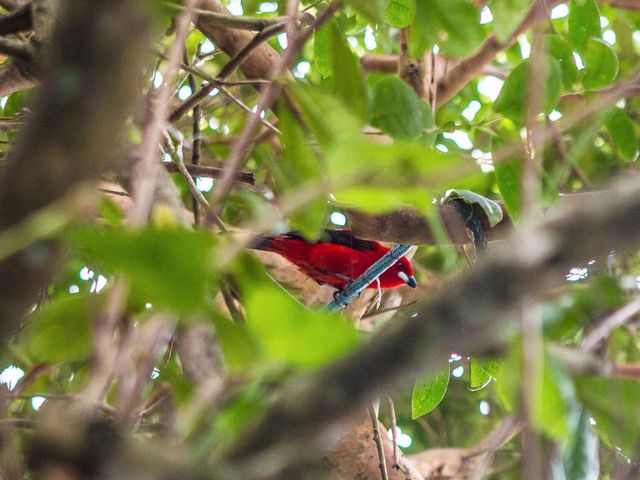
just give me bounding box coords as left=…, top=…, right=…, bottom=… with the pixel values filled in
left=253, top=230, right=416, bottom=290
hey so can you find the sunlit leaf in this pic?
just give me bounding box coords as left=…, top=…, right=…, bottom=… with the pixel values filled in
left=384, top=0, right=415, bottom=28
left=412, top=367, right=450, bottom=419
left=490, top=0, right=531, bottom=44
left=371, top=76, right=424, bottom=140
left=493, top=57, right=563, bottom=122
left=469, top=358, right=494, bottom=390
left=63, top=226, right=216, bottom=313
left=495, top=158, right=522, bottom=220
left=329, top=21, right=369, bottom=121
left=547, top=34, right=580, bottom=88
left=568, top=0, right=601, bottom=54
left=553, top=409, right=600, bottom=480
left=25, top=296, right=96, bottom=363
left=575, top=377, right=640, bottom=456
left=344, top=0, right=385, bottom=21
left=605, top=108, right=639, bottom=162
left=272, top=104, right=326, bottom=239
left=410, top=0, right=484, bottom=58
left=582, top=38, right=618, bottom=89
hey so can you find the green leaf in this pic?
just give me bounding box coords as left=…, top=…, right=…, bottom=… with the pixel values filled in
left=490, top=0, right=531, bottom=44
left=313, top=22, right=332, bottom=78
left=553, top=409, right=600, bottom=480
left=208, top=308, right=260, bottom=372
left=582, top=38, right=618, bottom=89
left=245, top=288, right=359, bottom=369
left=469, top=358, right=494, bottom=390
left=384, top=0, right=415, bottom=27
left=272, top=104, right=326, bottom=238
left=329, top=21, right=369, bottom=121
left=442, top=189, right=503, bottom=227
left=412, top=367, right=450, bottom=419
left=575, top=377, right=640, bottom=456
left=532, top=358, right=575, bottom=441
left=568, top=0, right=601, bottom=54
left=288, top=83, right=362, bottom=148
left=326, top=137, right=459, bottom=212
left=25, top=296, right=96, bottom=363
left=493, top=58, right=563, bottom=122
left=410, top=0, right=484, bottom=58
left=63, top=226, right=216, bottom=313
left=495, top=158, right=522, bottom=220
left=344, top=0, right=385, bottom=22
left=605, top=108, right=639, bottom=161
left=547, top=34, right=580, bottom=88
left=371, top=76, right=424, bottom=140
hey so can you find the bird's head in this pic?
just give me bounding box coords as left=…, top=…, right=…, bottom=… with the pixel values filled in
left=379, top=256, right=417, bottom=289
left=395, top=257, right=417, bottom=288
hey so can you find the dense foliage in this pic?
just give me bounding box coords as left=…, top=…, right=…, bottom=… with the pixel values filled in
left=0, top=0, right=639, bottom=478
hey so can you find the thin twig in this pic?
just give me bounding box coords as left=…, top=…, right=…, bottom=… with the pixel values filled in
left=170, top=21, right=287, bottom=122
left=582, top=297, right=640, bottom=352
left=131, top=0, right=198, bottom=224
left=186, top=44, right=203, bottom=225
left=219, top=85, right=281, bottom=134
left=162, top=161, right=255, bottom=184
left=388, top=397, right=400, bottom=470
left=368, top=404, right=390, bottom=480
left=164, top=1, right=312, bottom=31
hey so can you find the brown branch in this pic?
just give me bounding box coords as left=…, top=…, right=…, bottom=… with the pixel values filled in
left=162, top=161, right=256, bottom=185
left=224, top=171, right=640, bottom=466
left=604, top=0, right=640, bottom=10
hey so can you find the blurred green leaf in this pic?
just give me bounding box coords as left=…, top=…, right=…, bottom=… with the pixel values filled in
left=568, top=0, right=601, bottom=54
left=469, top=358, right=494, bottom=390
left=234, top=254, right=359, bottom=368
left=493, top=57, right=563, bottom=122
left=371, top=76, right=424, bottom=140
left=329, top=21, right=370, bottom=121
left=490, top=0, right=530, bottom=44
left=605, top=108, right=638, bottom=162
left=442, top=189, right=503, bottom=227
left=245, top=288, right=359, bottom=368
left=553, top=409, right=600, bottom=480
left=412, top=366, right=450, bottom=419
left=272, top=104, right=326, bottom=239
left=313, top=22, right=332, bottom=78
left=326, top=137, right=459, bottom=212
left=25, top=296, right=97, bottom=363
left=384, top=0, right=415, bottom=28
left=344, top=0, right=385, bottom=22
left=64, top=226, right=216, bottom=313
left=410, top=0, right=484, bottom=58
left=208, top=308, right=261, bottom=372
left=547, top=34, right=580, bottom=88
left=582, top=38, right=618, bottom=89
left=495, top=158, right=522, bottom=220
left=575, top=377, right=640, bottom=456
left=288, top=83, right=362, bottom=148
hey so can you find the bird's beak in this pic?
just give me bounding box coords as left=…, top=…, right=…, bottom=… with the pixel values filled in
left=398, top=271, right=417, bottom=288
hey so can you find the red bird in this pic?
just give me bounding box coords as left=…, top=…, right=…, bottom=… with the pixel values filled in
left=253, top=229, right=417, bottom=290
